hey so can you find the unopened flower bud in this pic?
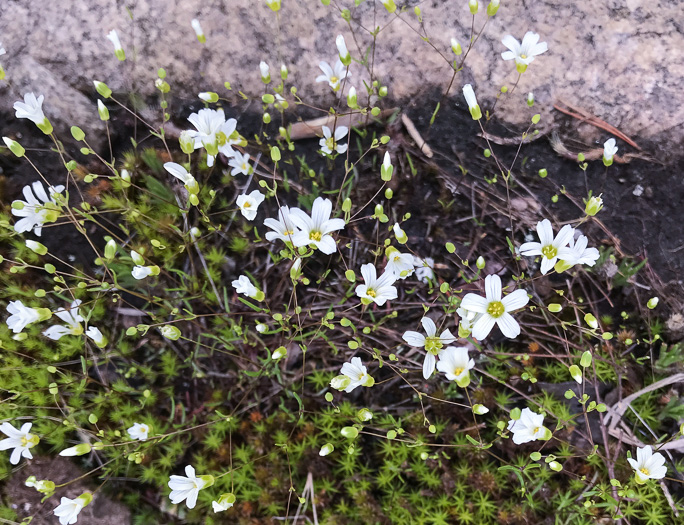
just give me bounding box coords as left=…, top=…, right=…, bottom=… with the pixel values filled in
left=280, top=64, right=288, bottom=80
left=580, top=351, right=592, bottom=368
left=486, top=0, right=499, bottom=16
left=3, top=137, right=25, bottom=157
left=107, top=30, right=126, bottom=61
left=319, top=443, right=334, bottom=456
left=265, top=0, right=281, bottom=12
left=585, top=195, right=603, bottom=216
left=381, top=151, right=393, bottom=181
left=160, top=325, right=181, bottom=340
left=26, top=240, right=47, bottom=255
left=347, top=86, right=358, bottom=108
left=97, top=100, right=110, bottom=121
left=473, top=404, right=489, bottom=415
left=120, top=169, right=131, bottom=188
left=476, top=256, right=485, bottom=269
left=59, top=443, right=92, bottom=457
left=468, top=0, right=478, bottom=14
left=393, top=223, right=408, bottom=244
left=647, top=297, right=659, bottom=309
left=179, top=130, right=195, bottom=155
left=569, top=364, right=582, bottom=384
left=330, top=375, right=351, bottom=391
left=380, top=0, right=397, bottom=13
left=93, top=80, right=112, bottom=98
left=463, top=84, right=482, bottom=120
left=191, top=19, right=206, bottom=43
left=259, top=61, right=271, bottom=83
left=272, top=346, right=287, bottom=360
left=357, top=408, right=373, bottom=421
left=451, top=38, right=463, bottom=55
left=336, top=35, right=351, bottom=66
left=527, top=92, right=534, bottom=107
left=199, top=92, right=219, bottom=103
left=584, top=313, right=598, bottom=330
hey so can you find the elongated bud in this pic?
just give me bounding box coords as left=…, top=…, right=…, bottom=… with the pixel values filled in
left=3, top=137, right=25, bottom=157
left=290, top=258, right=302, bottom=280
left=357, top=408, right=373, bottom=421
left=569, top=364, right=582, bottom=384
left=647, top=297, right=659, bottom=309
left=330, top=375, right=351, bottom=390
left=462, top=84, right=482, bottom=120
left=259, top=61, right=271, bottom=83
left=272, top=346, right=287, bottom=360
left=26, top=240, right=48, bottom=255
left=469, top=0, right=478, bottom=14
left=120, top=169, right=131, bottom=188
left=265, top=0, right=281, bottom=11
left=341, top=426, right=359, bottom=439
left=93, top=80, right=112, bottom=98
left=393, top=223, right=408, bottom=244
left=59, top=443, right=92, bottom=457
left=451, top=38, right=462, bottom=55
left=527, top=92, right=534, bottom=107
left=107, top=30, right=126, bottom=61
left=336, top=35, right=351, bottom=66
left=280, top=64, right=288, bottom=80
left=585, top=195, right=603, bottom=216
left=584, top=313, right=598, bottom=330
left=473, top=404, right=489, bottom=415
left=97, top=100, right=110, bottom=121
left=130, top=250, right=145, bottom=266
left=342, top=197, right=352, bottom=213
left=179, top=131, right=195, bottom=155
left=198, top=92, right=219, bottom=103
left=380, top=0, right=397, bottom=13
left=160, top=325, right=181, bottom=340
left=486, top=0, right=499, bottom=16
left=381, top=151, right=393, bottom=181
left=347, top=86, right=358, bottom=108
left=319, top=443, right=334, bottom=456
left=191, top=19, right=205, bottom=43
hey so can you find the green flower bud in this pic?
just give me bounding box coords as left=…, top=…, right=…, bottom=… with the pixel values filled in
left=93, top=81, right=112, bottom=98
left=585, top=195, right=603, bottom=216
left=3, top=137, right=25, bottom=157
left=341, top=426, right=359, bottom=439
left=160, top=325, right=181, bottom=340
left=26, top=240, right=48, bottom=255
left=569, top=365, right=582, bottom=384
left=486, top=0, right=499, bottom=16
left=97, top=100, right=110, bottom=121
left=469, top=0, right=478, bottom=14
left=104, top=239, right=117, bottom=260
left=473, top=404, right=489, bottom=415
left=319, top=443, right=334, bottom=456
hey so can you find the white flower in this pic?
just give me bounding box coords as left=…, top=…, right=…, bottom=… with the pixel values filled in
left=6, top=300, right=41, bottom=334
left=413, top=256, right=435, bottom=283
left=319, top=125, right=348, bottom=155
left=228, top=150, right=251, bottom=176
left=259, top=61, right=270, bottom=82
left=336, top=34, right=350, bottom=63
left=436, top=346, right=475, bottom=386
left=627, top=445, right=667, bottom=484
left=43, top=299, right=84, bottom=340
left=385, top=249, right=414, bottom=279
left=186, top=108, right=226, bottom=160
left=316, top=59, right=350, bottom=92
left=54, top=494, right=91, bottom=525
left=603, top=138, right=618, bottom=162
left=459, top=274, right=529, bottom=340
left=288, top=197, right=345, bottom=254
left=232, top=275, right=259, bottom=298
left=0, top=422, right=39, bottom=464
left=236, top=190, right=265, bottom=221
left=132, top=266, right=153, bottom=280
left=106, top=30, right=123, bottom=51
left=168, top=465, right=212, bottom=509
left=264, top=205, right=300, bottom=243
left=127, top=422, right=150, bottom=441
left=557, top=234, right=600, bottom=268
left=164, top=162, right=195, bottom=185
left=191, top=19, right=204, bottom=41
left=355, top=263, right=398, bottom=306
left=519, top=219, right=575, bottom=275
left=12, top=181, right=64, bottom=236
left=338, top=357, right=373, bottom=393
left=13, top=93, right=47, bottom=125
left=462, top=84, right=478, bottom=111
left=501, top=32, right=548, bottom=71
left=457, top=307, right=480, bottom=334
left=403, top=317, right=457, bottom=379
left=507, top=408, right=550, bottom=445
left=212, top=493, right=236, bottom=513
left=86, top=326, right=106, bottom=348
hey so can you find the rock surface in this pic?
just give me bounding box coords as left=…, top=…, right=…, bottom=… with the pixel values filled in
left=1, top=0, right=682, bottom=154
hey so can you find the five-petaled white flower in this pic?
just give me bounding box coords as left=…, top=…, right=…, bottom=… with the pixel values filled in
left=436, top=346, right=475, bottom=386
left=185, top=108, right=238, bottom=166
left=264, top=205, right=300, bottom=243
left=334, top=357, right=374, bottom=393
left=627, top=445, right=667, bottom=484
left=12, top=181, right=64, bottom=236
left=54, top=494, right=91, bottom=525
left=228, top=150, right=251, bottom=176
left=232, top=275, right=259, bottom=299
left=459, top=274, right=529, bottom=340
left=127, top=422, right=150, bottom=441
left=519, top=219, right=575, bottom=275
left=6, top=300, right=43, bottom=334
left=316, top=59, right=350, bottom=92
left=236, top=190, right=265, bottom=221
left=557, top=234, right=600, bottom=269
left=385, top=248, right=415, bottom=279
left=14, top=93, right=48, bottom=126
left=43, top=300, right=84, bottom=340
left=319, top=125, right=348, bottom=155
left=168, top=465, right=213, bottom=509
left=0, top=422, right=39, bottom=465
left=288, top=197, right=345, bottom=254
left=403, top=317, right=457, bottom=379
left=501, top=32, right=548, bottom=72
left=603, top=138, right=618, bottom=164
left=355, top=263, right=398, bottom=306
left=507, top=408, right=550, bottom=445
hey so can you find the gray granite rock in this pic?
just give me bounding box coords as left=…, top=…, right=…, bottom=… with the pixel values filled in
left=0, top=0, right=682, bottom=153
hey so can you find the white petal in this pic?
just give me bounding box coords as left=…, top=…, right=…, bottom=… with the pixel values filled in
left=403, top=331, right=426, bottom=347
left=496, top=313, right=521, bottom=338
left=420, top=317, right=437, bottom=337
left=501, top=289, right=529, bottom=312
left=423, top=352, right=436, bottom=379
left=484, top=274, right=502, bottom=301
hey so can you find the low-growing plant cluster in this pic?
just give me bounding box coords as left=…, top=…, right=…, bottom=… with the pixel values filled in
left=0, top=1, right=682, bottom=524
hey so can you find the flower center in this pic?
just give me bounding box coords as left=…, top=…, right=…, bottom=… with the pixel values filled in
left=520, top=54, right=528, bottom=59
left=425, top=337, right=443, bottom=355
left=367, top=289, right=377, bottom=298
left=330, top=76, right=339, bottom=84
left=309, top=231, right=322, bottom=242
left=21, top=434, right=39, bottom=448
left=487, top=301, right=505, bottom=318
left=533, top=427, right=540, bottom=435
left=541, top=245, right=558, bottom=259
left=357, top=372, right=365, bottom=380
left=243, top=202, right=251, bottom=208
left=640, top=467, right=650, bottom=476
left=283, top=230, right=294, bottom=236
left=454, top=367, right=464, bottom=376
left=325, top=137, right=336, bottom=151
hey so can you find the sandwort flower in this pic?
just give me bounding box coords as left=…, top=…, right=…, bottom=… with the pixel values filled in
left=54, top=493, right=92, bottom=525
left=0, top=422, right=39, bottom=465
left=127, top=422, right=150, bottom=441
left=228, top=150, right=252, bottom=176
left=603, top=138, right=618, bottom=166
left=14, top=93, right=53, bottom=133
left=12, top=181, right=64, bottom=236
left=264, top=205, right=300, bottom=243
left=191, top=19, right=205, bottom=43
left=507, top=408, right=551, bottom=444
left=385, top=247, right=414, bottom=279
left=6, top=300, right=50, bottom=334
left=316, top=59, right=350, bottom=92
left=556, top=234, right=600, bottom=272
left=459, top=274, right=529, bottom=340
left=289, top=197, right=345, bottom=254
left=212, top=493, right=236, bottom=513
left=462, top=84, right=482, bottom=120
left=436, top=346, right=475, bottom=387
left=501, top=32, right=548, bottom=73
left=236, top=190, right=265, bottom=221
left=232, top=275, right=262, bottom=300
left=355, top=263, right=398, bottom=306
left=336, top=35, right=351, bottom=65
left=627, top=445, right=667, bottom=484
left=86, top=326, right=107, bottom=348
left=403, top=317, right=457, bottom=379
left=168, top=465, right=213, bottom=509
left=106, top=30, right=125, bottom=61
left=43, top=300, right=84, bottom=340
left=331, top=357, right=374, bottom=393
left=519, top=219, right=575, bottom=275
left=319, top=125, right=348, bottom=155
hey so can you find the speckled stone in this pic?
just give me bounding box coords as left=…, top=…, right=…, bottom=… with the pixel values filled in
left=0, top=0, right=682, bottom=153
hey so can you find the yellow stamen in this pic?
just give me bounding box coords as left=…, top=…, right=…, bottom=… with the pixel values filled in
left=367, top=289, right=377, bottom=298
left=309, top=231, right=322, bottom=242
left=487, top=301, right=505, bottom=318
left=541, top=245, right=557, bottom=259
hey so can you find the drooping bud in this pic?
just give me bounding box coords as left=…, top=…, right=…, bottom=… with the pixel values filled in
left=319, top=443, right=334, bottom=456
left=191, top=19, right=206, bottom=43
left=107, top=30, right=126, bottom=61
